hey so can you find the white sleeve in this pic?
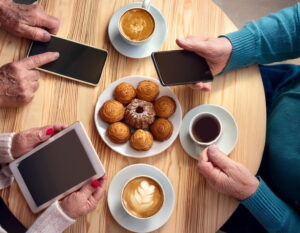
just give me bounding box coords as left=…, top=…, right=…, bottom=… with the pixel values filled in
left=0, top=165, right=14, bottom=189
left=0, top=133, right=15, bottom=190
left=26, top=201, right=76, bottom=233
left=0, top=226, right=7, bottom=233
left=0, top=133, right=15, bottom=164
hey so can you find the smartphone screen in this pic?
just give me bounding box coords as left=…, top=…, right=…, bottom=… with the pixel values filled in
left=151, top=50, right=213, bottom=86
left=28, top=35, right=108, bottom=86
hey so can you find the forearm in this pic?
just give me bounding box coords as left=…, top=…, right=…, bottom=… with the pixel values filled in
left=27, top=201, right=75, bottom=233
left=222, top=3, right=300, bottom=73
left=242, top=178, right=300, bottom=233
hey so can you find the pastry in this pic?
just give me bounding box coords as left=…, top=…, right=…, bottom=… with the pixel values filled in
left=150, top=118, right=173, bottom=141
left=130, top=129, right=153, bottom=151
left=125, top=99, right=156, bottom=129
left=114, top=82, right=136, bottom=104
left=99, top=100, right=125, bottom=123
left=136, top=80, right=159, bottom=102
left=154, top=96, right=176, bottom=118
left=107, top=122, right=131, bottom=144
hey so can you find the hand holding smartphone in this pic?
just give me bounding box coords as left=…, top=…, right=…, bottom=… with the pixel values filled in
left=151, top=50, right=213, bottom=86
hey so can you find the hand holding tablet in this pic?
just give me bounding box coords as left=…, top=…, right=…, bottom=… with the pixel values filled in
left=11, top=123, right=66, bottom=159
left=60, top=176, right=107, bottom=219
left=9, top=122, right=105, bottom=213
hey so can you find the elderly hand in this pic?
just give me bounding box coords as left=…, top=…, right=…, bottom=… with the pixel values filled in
left=60, top=176, right=107, bottom=219
left=0, top=0, right=59, bottom=42
left=198, top=145, right=259, bottom=200
left=11, top=124, right=66, bottom=158
left=176, top=36, right=232, bottom=91
left=0, top=52, right=59, bottom=107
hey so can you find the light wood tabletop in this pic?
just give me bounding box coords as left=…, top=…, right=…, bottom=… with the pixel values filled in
left=0, top=0, right=266, bottom=232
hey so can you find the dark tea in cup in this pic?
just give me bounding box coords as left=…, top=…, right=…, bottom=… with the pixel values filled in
left=189, top=113, right=222, bottom=145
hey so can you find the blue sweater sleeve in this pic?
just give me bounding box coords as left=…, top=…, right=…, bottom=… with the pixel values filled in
left=242, top=178, right=300, bottom=233
left=222, top=3, right=300, bottom=73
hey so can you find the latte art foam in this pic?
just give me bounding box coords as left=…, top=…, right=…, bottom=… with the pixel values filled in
left=122, top=176, right=164, bottom=218
left=120, top=8, right=155, bottom=41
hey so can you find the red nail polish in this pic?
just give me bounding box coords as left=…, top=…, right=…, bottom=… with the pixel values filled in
left=46, top=128, right=54, bottom=135
left=91, top=179, right=100, bottom=188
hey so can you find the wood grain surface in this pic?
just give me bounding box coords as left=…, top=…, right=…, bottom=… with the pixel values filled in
left=0, top=0, right=266, bottom=232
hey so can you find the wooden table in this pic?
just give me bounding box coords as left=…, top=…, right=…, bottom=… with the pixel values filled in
left=0, top=0, right=266, bottom=232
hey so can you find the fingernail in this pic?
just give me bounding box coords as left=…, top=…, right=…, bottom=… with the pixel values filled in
left=177, top=37, right=185, bottom=42
left=91, top=179, right=100, bottom=188
left=208, top=145, right=218, bottom=156
left=53, top=52, right=60, bottom=58
left=43, top=32, right=51, bottom=42
left=46, top=128, right=54, bottom=135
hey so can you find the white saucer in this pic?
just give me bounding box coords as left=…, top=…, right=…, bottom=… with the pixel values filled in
left=107, top=164, right=175, bottom=233
left=108, top=2, right=167, bottom=59
left=94, top=76, right=182, bottom=158
left=180, top=104, right=238, bottom=160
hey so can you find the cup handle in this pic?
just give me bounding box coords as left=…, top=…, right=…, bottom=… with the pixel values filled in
left=142, top=0, right=151, bottom=10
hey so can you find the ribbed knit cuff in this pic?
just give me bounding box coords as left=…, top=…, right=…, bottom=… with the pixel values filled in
left=27, top=201, right=75, bottom=233
left=0, top=165, right=14, bottom=189
left=219, top=26, right=258, bottom=74
left=0, top=133, right=15, bottom=164
left=0, top=226, right=7, bottom=233
left=241, top=178, right=289, bottom=231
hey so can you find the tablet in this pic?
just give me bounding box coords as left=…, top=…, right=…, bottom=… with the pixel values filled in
left=9, top=122, right=105, bottom=213
left=27, top=35, right=108, bottom=86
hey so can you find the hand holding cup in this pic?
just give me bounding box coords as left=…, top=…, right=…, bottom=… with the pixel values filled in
left=198, top=145, right=259, bottom=200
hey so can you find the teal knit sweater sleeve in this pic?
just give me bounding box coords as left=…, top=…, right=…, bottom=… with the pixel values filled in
left=222, top=3, right=300, bottom=73
left=242, top=178, right=300, bottom=233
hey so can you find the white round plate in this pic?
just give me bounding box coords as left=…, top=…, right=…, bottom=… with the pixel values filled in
left=94, top=76, right=182, bottom=158
left=180, top=104, right=238, bottom=160
left=107, top=164, right=175, bottom=233
left=108, top=2, right=167, bottom=59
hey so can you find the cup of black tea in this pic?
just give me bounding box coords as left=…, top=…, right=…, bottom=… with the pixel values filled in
left=189, top=112, right=222, bottom=146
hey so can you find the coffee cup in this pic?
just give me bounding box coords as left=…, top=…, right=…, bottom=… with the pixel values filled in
left=121, top=175, right=165, bottom=219
left=189, top=112, right=222, bottom=146
left=118, top=0, right=156, bottom=45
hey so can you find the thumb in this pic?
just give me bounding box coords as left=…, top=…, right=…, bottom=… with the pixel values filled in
left=22, top=24, right=51, bottom=42
left=30, top=126, right=55, bottom=145
left=78, top=182, right=97, bottom=199
left=176, top=37, right=207, bottom=53
left=30, top=123, right=66, bottom=145
left=207, top=145, right=234, bottom=171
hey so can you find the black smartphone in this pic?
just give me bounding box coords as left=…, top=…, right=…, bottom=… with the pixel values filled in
left=151, top=50, right=213, bottom=86
left=28, top=35, right=108, bottom=86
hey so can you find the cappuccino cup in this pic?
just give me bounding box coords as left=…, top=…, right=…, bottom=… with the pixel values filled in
left=121, top=175, right=165, bottom=219
left=118, top=0, right=156, bottom=45
left=189, top=112, right=223, bottom=146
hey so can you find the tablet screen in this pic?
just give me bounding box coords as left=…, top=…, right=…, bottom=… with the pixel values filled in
left=18, top=130, right=96, bottom=206
left=28, top=36, right=107, bottom=85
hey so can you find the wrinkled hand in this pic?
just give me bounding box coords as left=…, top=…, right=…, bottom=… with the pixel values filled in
left=60, top=176, right=107, bottom=219
left=11, top=124, right=66, bottom=158
left=176, top=36, right=232, bottom=91
left=0, top=0, right=59, bottom=42
left=0, top=52, right=59, bottom=107
left=198, top=145, right=259, bottom=200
